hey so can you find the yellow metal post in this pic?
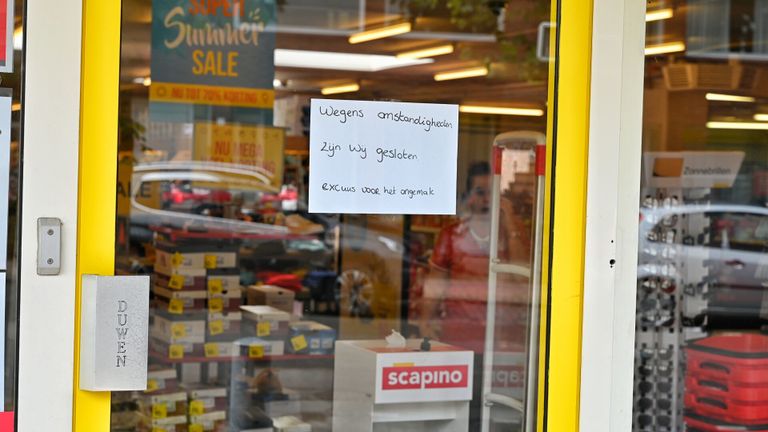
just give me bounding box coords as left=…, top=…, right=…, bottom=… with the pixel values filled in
left=537, top=0, right=594, bottom=430
left=73, top=0, right=122, bottom=430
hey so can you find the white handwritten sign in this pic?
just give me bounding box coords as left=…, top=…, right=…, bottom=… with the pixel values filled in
left=308, top=99, right=459, bottom=214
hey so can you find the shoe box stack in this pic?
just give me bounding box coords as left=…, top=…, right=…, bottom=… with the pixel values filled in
left=243, top=286, right=337, bottom=356
left=684, top=334, right=768, bottom=431
left=150, top=239, right=244, bottom=360
left=239, top=305, right=291, bottom=357
left=132, top=368, right=230, bottom=432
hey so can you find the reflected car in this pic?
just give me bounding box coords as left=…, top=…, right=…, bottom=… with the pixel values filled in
left=639, top=204, right=768, bottom=328
left=129, top=161, right=291, bottom=241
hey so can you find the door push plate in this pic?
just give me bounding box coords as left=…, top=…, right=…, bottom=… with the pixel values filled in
left=37, top=217, right=61, bottom=275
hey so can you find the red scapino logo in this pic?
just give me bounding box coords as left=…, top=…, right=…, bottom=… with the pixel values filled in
left=382, top=365, right=469, bottom=390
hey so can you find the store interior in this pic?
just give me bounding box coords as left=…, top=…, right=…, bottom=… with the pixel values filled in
left=104, top=0, right=768, bottom=431
left=111, top=1, right=548, bottom=431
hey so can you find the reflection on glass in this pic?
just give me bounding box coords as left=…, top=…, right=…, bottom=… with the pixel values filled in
left=636, top=1, right=768, bottom=431
left=112, top=1, right=550, bottom=431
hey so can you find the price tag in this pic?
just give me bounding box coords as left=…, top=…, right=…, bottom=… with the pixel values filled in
left=208, top=297, right=224, bottom=313
left=209, top=320, right=224, bottom=336
left=189, top=424, right=204, bottom=432
left=168, top=274, right=185, bottom=290
left=169, top=344, right=185, bottom=359
left=168, top=298, right=184, bottom=315
left=189, top=400, right=205, bottom=416
left=257, top=321, right=271, bottom=337
left=171, top=323, right=187, bottom=339
left=207, top=278, right=223, bottom=295
left=204, top=343, right=220, bottom=358
left=249, top=344, right=265, bottom=358
left=152, top=403, right=167, bottom=419
left=171, top=252, right=184, bottom=268
left=146, top=379, right=159, bottom=392
left=204, top=254, right=218, bottom=269
left=291, top=335, right=308, bottom=352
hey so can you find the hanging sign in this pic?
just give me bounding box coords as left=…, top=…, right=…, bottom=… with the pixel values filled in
left=644, top=151, right=745, bottom=189
left=0, top=0, right=13, bottom=73
left=150, top=0, right=276, bottom=108
left=308, top=99, right=459, bottom=215
left=192, top=122, right=285, bottom=186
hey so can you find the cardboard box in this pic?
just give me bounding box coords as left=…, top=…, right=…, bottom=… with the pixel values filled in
left=139, top=391, right=188, bottom=418
left=241, top=305, right=291, bottom=339
left=154, top=264, right=207, bottom=281
left=154, top=270, right=207, bottom=291
left=273, top=416, right=312, bottom=432
left=207, top=269, right=241, bottom=293
left=152, top=313, right=206, bottom=344
left=206, top=311, right=242, bottom=342
left=155, top=241, right=239, bottom=271
left=154, top=285, right=242, bottom=315
left=287, top=321, right=336, bottom=355
left=146, top=368, right=178, bottom=394
left=183, top=385, right=229, bottom=414
left=236, top=337, right=286, bottom=357
left=189, top=411, right=227, bottom=431
left=138, top=414, right=187, bottom=432
left=247, top=285, right=295, bottom=313
left=150, top=337, right=240, bottom=359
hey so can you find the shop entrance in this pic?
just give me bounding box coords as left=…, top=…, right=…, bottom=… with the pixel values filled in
left=107, top=1, right=554, bottom=431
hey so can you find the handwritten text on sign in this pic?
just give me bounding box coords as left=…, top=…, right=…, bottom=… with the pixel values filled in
left=308, top=99, right=458, bottom=214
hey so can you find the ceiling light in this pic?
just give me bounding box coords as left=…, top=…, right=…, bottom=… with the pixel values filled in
left=434, top=66, right=489, bottom=82
left=706, top=93, right=755, bottom=103
left=349, top=22, right=412, bottom=44
left=321, top=83, right=360, bottom=95
left=706, top=121, right=768, bottom=130
left=459, top=105, right=544, bottom=117
left=12, top=27, right=22, bottom=51
left=646, top=8, right=674, bottom=22
left=644, top=41, right=685, bottom=56
left=274, top=49, right=431, bottom=72
left=397, top=44, right=454, bottom=59
left=273, top=78, right=283, bottom=88
left=755, top=114, right=768, bottom=121
left=142, top=77, right=152, bottom=87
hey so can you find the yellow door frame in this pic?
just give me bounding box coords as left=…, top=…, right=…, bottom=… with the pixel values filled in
left=71, top=0, right=594, bottom=430
left=73, top=0, right=121, bottom=430
left=537, top=0, right=593, bottom=430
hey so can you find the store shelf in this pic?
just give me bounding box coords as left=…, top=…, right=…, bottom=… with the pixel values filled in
left=149, top=225, right=318, bottom=241
left=410, top=225, right=443, bottom=234
left=149, top=350, right=334, bottom=364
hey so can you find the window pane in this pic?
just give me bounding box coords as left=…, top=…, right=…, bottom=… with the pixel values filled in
left=112, top=1, right=553, bottom=431
left=635, top=1, right=768, bottom=430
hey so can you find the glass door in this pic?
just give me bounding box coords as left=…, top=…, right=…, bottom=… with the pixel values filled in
left=0, top=0, right=20, bottom=429
left=632, top=1, right=768, bottom=431
left=106, top=1, right=561, bottom=431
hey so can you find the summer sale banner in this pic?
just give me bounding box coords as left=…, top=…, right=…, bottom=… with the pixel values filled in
left=150, top=0, right=277, bottom=122
left=149, top=0, right=282, bottom=174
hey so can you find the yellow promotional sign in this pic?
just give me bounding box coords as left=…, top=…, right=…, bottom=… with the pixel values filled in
left=291, top=335, right=308, bottom=352
left=249, top=344, right=265, bottom=358
left=116, top=152, right=133, bottom=217
left=193, top=122, right=285, bottom=187
left=150, top=82, right=274, bottom=109
left=256, top=321, right=271, bottom=337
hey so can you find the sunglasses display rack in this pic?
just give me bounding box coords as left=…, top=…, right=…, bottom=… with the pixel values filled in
left=634, top=188, right=714, bottom=432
